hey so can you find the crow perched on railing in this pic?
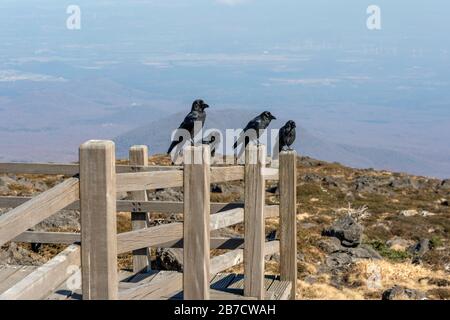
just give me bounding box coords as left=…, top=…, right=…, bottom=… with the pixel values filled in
left=278, top=120, right=296, bottom=152
left=232, top=111, right=276, bottom=150
left=167, top=99, right=209, bottom=154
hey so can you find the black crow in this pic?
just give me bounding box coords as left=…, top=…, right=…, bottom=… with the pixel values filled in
left=167, top=99, right=209, bottom=154
left=202, top=131, right=221, bottom=157
left=278, top=120, right=296, bottom=152
left=233, top=111, right=276, bottom=149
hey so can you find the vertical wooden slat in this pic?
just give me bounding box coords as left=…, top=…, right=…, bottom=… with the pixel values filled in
left=80, top=140, right=118, bottom=300
left=279, top=150, right=297, bottom=299
left=129, top=145, right=151, bottom=273
left=183, top=145, right=211, bottom=300
left=244, top=144, right=266, bottom=299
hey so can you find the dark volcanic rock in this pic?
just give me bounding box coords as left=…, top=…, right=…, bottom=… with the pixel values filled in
left=439, top=179, right=450, bottom=190
left=409, top=239, right=431, bottom=264
left=322, top=176, right=339, bottom=188
left=409, top=239, right=431, bottom=257
left=266, top=184, right=279, bottom=194
left=353, top=176, right=377, bottom=193
left=318, top=237, right=342, bottom=254
left=322, top=215, right=363, bottom=247
left=301, top=173, right=322, bottom=183
left=326, top=252, right=353, bottom=270
left=155, top=248, right=183, bottom=272
left=211, top=184, right=223, bottom=193
left=382, top=285, right=426, bottom=300
left=346, top=245, right=382, bottom=260
left=388, top=176, right=419, bottom=189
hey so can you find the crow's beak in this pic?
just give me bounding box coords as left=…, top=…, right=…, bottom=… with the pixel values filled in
left=203, top=104, right=210, bottom=109
left=271, top=115, right=276, bottom=120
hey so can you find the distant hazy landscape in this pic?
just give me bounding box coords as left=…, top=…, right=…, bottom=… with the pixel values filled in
left=0, top=0, right=449, bottom=178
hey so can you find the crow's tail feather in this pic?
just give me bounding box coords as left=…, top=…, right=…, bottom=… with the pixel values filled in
left=167, top=140, right=180, bottom=155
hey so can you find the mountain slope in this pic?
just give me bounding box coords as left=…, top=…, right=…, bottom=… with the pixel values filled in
left=114, top=109, right=446, bottom=178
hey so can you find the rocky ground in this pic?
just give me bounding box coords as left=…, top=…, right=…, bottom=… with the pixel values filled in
left=1, top=155, right=449, bottom=300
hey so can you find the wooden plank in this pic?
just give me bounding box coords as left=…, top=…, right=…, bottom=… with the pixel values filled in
left=129, top=145, right=151, bottom=273
left=210, top=273, right=236, bottom=291
left=119, top=242, right=279, bottom=300
left=0, top=244, right=80, bottom=300
left=13, top=231, right=80, bottom=244
left=119, top=271, right=183, bottom=300
left=0, top=266, right=21, bottom=286
left=80, top=140, right=118, bottom=300
left=0, top=266, right=35, bottom=294
left=116, top=166, right=244, bottom=192
left=261, top=168, right=279, bottom=180
left=117, top=222, right=183, bottom=254
left=116, top=171, right=183, bottom=192
left=210, top=166, right=244, bottom=183
left=279, top=150, right=297, bottom=299
left=0, top=198, right=279, bottom=221
left=157, top=237, right=244, bottom=250
left=0, top=162, right=79, bottom=176
left=183, top=145, right=211, bottom=300
left=267, top=280, right=292, bottom=300
left=244, top=144, right=266, bottom=299
left=46, top=269, right=82, bottom=300
left=0, top=162, right=180, bottom=176
left=0, top=177, right=79, bottom=247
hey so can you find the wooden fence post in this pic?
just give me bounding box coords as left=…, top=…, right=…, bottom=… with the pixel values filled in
left=129, top=145, right=151, bottom=273
left=244, top=144, right=266, bottom=299
left=279, top=150, right=297, bottom=299
left=80, top=140, right=118, bottom=300
left=183, top=145, right=211, bottom=300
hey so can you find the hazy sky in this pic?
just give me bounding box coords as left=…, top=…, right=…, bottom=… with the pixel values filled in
left=0, top=1, right=449, bottom=177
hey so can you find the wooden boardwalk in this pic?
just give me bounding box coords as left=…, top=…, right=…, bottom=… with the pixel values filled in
left=41, top=270, right=291, bottom=300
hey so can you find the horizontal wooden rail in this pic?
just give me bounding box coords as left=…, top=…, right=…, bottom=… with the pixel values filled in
left=13, top=231, right=81, bottom=244
left=0, top=198, right=279, bottom=218
left=116, top=166, right=244, bottom=192
left=12, top=231, right=246, bottom=250
left=0, top=162, right=181, bottom=176
left=0, top=177, right=80, bottom=247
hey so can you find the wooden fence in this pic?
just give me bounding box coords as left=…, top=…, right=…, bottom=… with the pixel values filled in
left=0, top=140, right=297, bottom=300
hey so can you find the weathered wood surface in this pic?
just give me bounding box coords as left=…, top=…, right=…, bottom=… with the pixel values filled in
left=117, top=203, right=276, bottom=253
left=80, top=140, right=118, bottom=300
left=118, top=241, right=279, bottom=300
left=0, top=177, right=79, bottom=247
left=279, top=151, right=297, bottom=299
left=244, top=145, right=266, bottom=299
left=116, top=170, right=183, bottom=192
left=116, top=165, right=244, bottom=192
left=0, top=266, right=37, bottom=295
left=0, top=162, right=180, bottom=176
left=129, top=145, right=151, bottom=273
left=12, top=231, right=247, bottom=250
left=210, top=166, right=244, bottom=183
left=13, top=231, right=80, bottom=244
left=183, top=146, right=211, bottom=300
left=261, top=167, right=279, bottom=180
left=0, top=198, right=279, bottom=220
left=0, top=244, right=80, bottom=300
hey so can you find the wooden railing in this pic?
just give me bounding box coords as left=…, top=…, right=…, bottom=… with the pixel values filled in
left=0, top=140, right=297, bottom=300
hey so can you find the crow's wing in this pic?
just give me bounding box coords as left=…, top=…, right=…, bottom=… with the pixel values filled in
left=178, top=111, right=201, bottom=133
left=243, top=115, right=263, bottom=132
